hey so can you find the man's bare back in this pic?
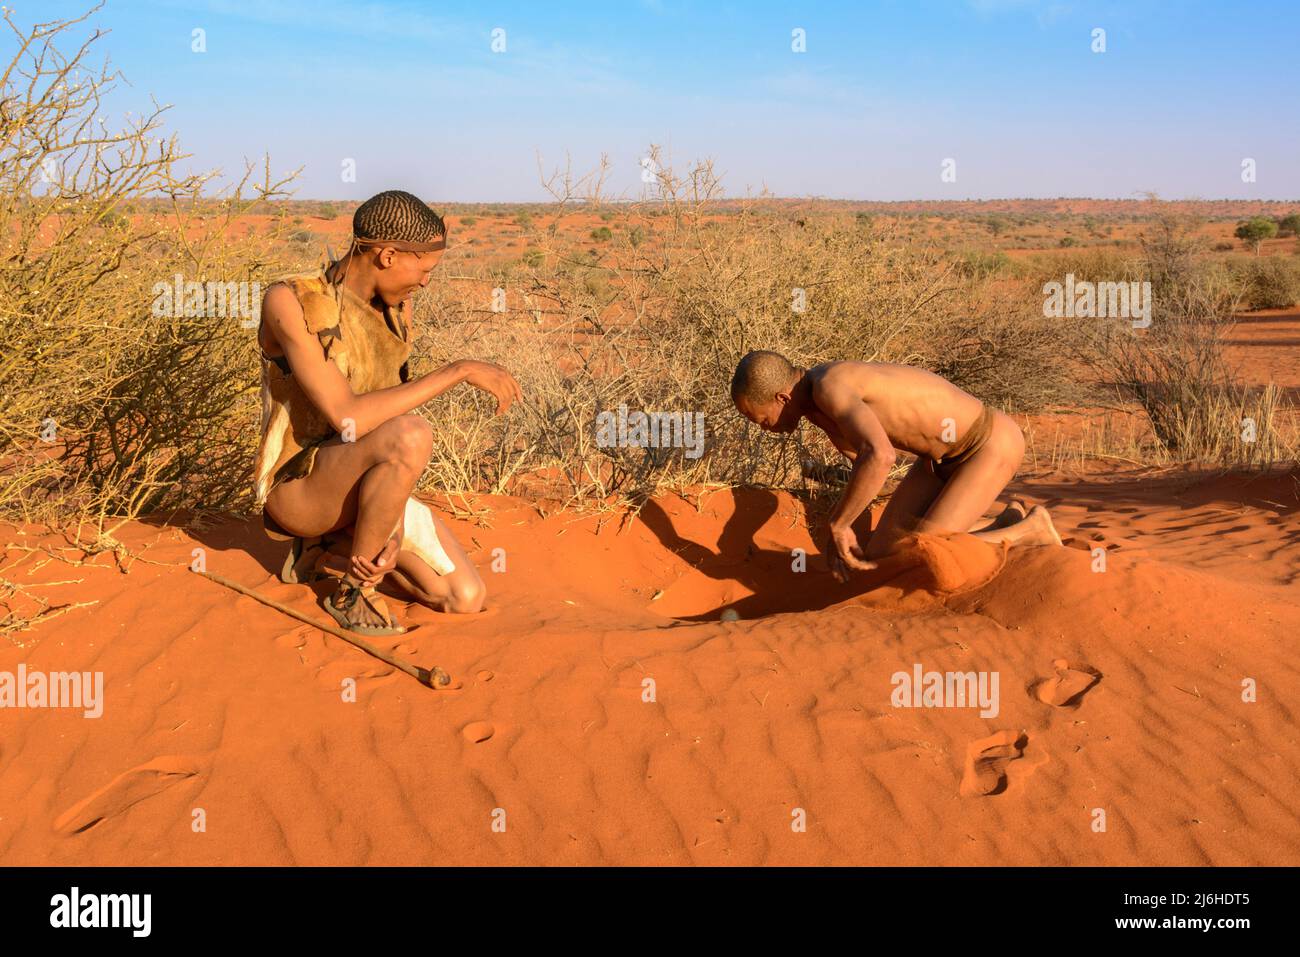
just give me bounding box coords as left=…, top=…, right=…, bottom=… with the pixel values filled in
left=731, top=351, right=1061, bottom=581
left=800, top=361, right=986, bottom=462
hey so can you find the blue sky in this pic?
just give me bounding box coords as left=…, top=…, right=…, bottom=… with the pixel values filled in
left=15, top=1, right=1300, bottom=201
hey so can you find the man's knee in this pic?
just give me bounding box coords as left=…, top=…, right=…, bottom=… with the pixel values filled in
left=967, top=419, right=1023, bottom=484
left=446, top=572, right=486, bottom=614
left=375, top=414, right=433, bottom=468
left=993, top=413, right=1025, bottom=466
left=1006, top=426, right=1025, bottom=464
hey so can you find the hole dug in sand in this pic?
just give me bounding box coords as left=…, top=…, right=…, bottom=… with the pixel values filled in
left=656, top=530, right=1008, bottom=622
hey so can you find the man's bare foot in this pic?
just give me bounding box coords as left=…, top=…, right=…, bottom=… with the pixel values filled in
left=967, top=499, right=1027, bottom=535
left=1022, top=505, right=1063, bottom=546
left=969, top=503, right=1062, bottom=548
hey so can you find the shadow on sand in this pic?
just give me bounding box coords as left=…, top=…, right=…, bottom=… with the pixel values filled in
left=636, top=487, right=937, bottom=622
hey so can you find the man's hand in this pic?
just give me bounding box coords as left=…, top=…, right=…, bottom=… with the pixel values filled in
left=351, top=534, right=400, bottom=587
left=460, top=361, right=523, bottom=414
left=824, top=523, right=877, bottom=583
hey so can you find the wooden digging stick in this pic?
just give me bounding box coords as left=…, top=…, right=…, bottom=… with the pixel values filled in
left=194, top=569, right=450, bottom=688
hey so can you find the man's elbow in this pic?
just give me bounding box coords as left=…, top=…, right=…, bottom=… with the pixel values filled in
left=859, top=446, right=896, bottom=475
left=324, top=401, right=358, bottom=437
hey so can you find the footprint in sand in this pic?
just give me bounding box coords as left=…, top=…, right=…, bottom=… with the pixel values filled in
left=53, top=756, right=200, bottom=836
left=1030, top=659, right=1101, bottom=708
left=1063, top=535, right=1120, bottom=553
left=959, top=730, right=1026, bottom=797
left=462, top=721, right=495, bottom=744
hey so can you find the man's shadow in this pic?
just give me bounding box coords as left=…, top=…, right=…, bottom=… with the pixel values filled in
left=140, top=509, right=287, bottom=579
left=636, top=487, right=867, bottom=621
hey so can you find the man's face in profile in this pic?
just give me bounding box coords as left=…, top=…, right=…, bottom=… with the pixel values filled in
left=736, top=391, right=800, bottom=433
left=375, top=246, right=446, bottom=305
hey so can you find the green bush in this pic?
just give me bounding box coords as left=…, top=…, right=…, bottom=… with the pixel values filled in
left=1228, top=256, right=1300, bottom=309
left=1235, top=216, right=1278, bottom=253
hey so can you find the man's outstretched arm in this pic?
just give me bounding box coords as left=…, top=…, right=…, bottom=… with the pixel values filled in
left=264, top=284, right=522, bottom=436
left=811, top=375, right=896, bottom=578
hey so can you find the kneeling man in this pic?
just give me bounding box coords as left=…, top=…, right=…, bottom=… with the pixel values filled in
left=255, top=190, right=522, bottom=634
left=730, top=351, right=1060, bottom=582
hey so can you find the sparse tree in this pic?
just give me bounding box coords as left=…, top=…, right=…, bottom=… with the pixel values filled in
left=1235, top=217, right=1278, bottom=255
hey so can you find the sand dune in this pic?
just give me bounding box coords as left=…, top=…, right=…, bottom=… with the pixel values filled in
left=1, top=468, right=1297, bottom=865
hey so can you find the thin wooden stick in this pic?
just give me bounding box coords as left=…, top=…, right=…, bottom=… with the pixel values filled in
left=194, top=570, right=450, bottom=688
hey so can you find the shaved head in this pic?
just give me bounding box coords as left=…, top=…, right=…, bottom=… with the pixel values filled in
left=731, top=350, right=799, bottom=404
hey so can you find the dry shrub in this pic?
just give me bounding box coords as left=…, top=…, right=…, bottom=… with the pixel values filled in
left=1019, top=247, right=1138, bottom=286
left=1078, top=203, right=1292, bottom=466
left=408, top=149, right=1076, bottom=507
left=1225, top=255, right=1300, bottom=310
left=0, top=8, right=294, bottom=527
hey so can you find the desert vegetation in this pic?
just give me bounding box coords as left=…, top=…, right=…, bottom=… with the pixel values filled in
left=0, top=8, right=293, bottom=538
left=1, top=9, right=1296, bottom=553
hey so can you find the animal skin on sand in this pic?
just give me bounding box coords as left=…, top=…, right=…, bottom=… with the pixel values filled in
left=402, top=497, right=456, bottom=576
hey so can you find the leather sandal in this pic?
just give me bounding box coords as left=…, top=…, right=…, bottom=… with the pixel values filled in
left=324, top=575, right=406, bottom=637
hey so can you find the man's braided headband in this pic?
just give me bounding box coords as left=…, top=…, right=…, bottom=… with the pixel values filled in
left=350, top=236, right=446, bottom=253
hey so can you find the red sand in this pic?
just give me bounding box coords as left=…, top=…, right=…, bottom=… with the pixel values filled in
left=2, top=468, right=1298, bottom=865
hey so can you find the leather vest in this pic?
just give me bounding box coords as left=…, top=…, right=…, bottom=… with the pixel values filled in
left=253, top=267, right=411, bottom=506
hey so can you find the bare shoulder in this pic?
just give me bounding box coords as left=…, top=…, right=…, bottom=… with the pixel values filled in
left=849, top=360, right=967, bottom=398
left=261, top=282, right=305, bottom=332
left=262, top=281, right=301, bottom=316
left=809, top=360, right=872, bottom=407
left=256, top=283, right=306, bottom=357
